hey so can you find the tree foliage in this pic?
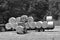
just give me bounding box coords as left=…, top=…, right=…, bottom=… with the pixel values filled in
left=0, top=0, right=49, bottom=23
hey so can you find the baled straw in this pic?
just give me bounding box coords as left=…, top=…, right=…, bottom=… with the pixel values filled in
left=5, top=23, right=12, bottom=30
left=28, top=16, right=34, bottom=22
left=47, top=21, right=54, bottom=28
left=28, top=22, right=36, bottom=29
left=16, top=17, right=21, bottom=23
left=16, top=25, right=24, bottom=34
left=42, top=21, right=48, bottom=28
left=36, top=21, right=42, bottom=28
left=8, top=17, right=16, bottom=24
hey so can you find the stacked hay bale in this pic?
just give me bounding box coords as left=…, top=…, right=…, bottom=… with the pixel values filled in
left=8, top=17, right=16, bottom=24
left=16, top=15, right=28, bottom=34
left=42, top=21, right=48, bottom=28
left=5, top=23, right=12, bottom=30
left=20, top=15, right=28, bottom=23
left=28, top=16, right=34, bottom=22
left=16, top=25, right=24, bottom=34
left=16, top=17, right=21, bottom=23
left=28, top=22, right=36, bottom=29
left=46, top=16, right=54, bottom=29
left=46, top=16, right=53, bottom=21
left=27, top=16, right=35, bottom=29
left=36, top=21, right=42, bottom=28
left=25, top=23, right=30, bottom=29
left=5, top=17, right=17, bottom=30
left=47, top=21, right=54, bottom=29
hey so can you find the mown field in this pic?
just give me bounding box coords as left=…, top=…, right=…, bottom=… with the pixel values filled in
left=0, top=20, right=60, bottom=40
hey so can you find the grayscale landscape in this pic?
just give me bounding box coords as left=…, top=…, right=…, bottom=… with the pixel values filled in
left=0, top=21, right=60, bottom=40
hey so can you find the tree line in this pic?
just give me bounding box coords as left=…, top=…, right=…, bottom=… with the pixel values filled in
left=0, top=0, right=60, bottom=23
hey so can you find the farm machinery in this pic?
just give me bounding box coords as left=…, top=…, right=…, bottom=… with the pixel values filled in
left=5, top=15, right=54, bottom=34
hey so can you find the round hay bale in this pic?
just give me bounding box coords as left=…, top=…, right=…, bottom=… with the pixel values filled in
left=18, top=22, right=26, bottom=28
left=39, top=21, right=43, bottom=24
left=42, top=21, right=48, bottom=28
left=16, top=17, right=21, bottom=23
left=5, top=23, right=12, bottom=30
left=46, top=16, right=52, bottom=21
left=36, top=21, right=42, bottom=28
left=28, top=22, right=36, bottom=29
left=47, top=21, right=54, bottom=28
left=11, top=23, right=18, bottom=29
left=16, top=26, right=24, bottom=34
left=8, top=17, right=16, bottom=24
left=25, top=23, right=30, bottom=29
left=28, top=16, right=34, bottom=22
left=20, top=15, right=28, bottom=23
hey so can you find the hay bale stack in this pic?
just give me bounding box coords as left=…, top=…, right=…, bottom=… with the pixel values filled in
left=28, top=16, right=34, bottom=22
left=11, top=23, right=18, bottom=29
left=46, top=16, right=52, bottom=21
left=16, top=17, right=21, bottom=23
left=47, top=21, right=54, bottom=28
left=42, top=21, right=48, bottom=28
left=8, top=17, right=16, bottom=24
left=20, top=15, right=28, bottom=23
left=16, top=26, right=24, bottom=34
left=18, top=22, right=26, bottom=27
left=25, top=23, right=30, bottom=29
left=36, top=21, right=42, bottom=28
left=5, top=23, right=12, bottom=30
left=28, top=22, right=36, bottom=29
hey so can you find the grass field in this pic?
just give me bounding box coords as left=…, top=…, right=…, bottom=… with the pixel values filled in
left=0, top=20, right=60, bottom=40
left=0, top=30, right=60, bottom=40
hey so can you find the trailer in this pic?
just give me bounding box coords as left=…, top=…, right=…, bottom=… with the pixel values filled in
left=15, top=15, right=55, bottom=34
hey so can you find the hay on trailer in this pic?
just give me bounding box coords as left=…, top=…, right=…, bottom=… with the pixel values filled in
left=42, top=21, right=48, bottom=28
left=46, top=16, right=52, bottom=21
left=5, top=23, right=12, bottom=30
left=36, top=21, right=42, bottom=28
left=11, top=23, right=18, bottom=29
left=16, top=25, right=24, bottom=34
left=25, top=23, right=30, bottom=29
left=20, top=15, right=28, bottom=23
left=28, top=22, right=36, bottom=29
left=16, top=17, right=21, bottom=23
left=8, top=17, right=16, bottom=24
left=47, top=21, right=54, bottom=28
left=28, top=16, right=34, bottom=22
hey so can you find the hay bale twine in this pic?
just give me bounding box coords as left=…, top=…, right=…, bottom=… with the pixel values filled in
left=16, top=17, right=21, bottom=23
left=8, top=17, right=16, bottom=24
left=28, top=16, right=34, bottom=22
left=5, top=23, right=12, bottom=30
left=28, top=22, right=36, bottom=29
left=47, top=21, right=54, bottom=28
left=16, top=25, right=24, bottom=34
left=36, top=21, right=42, bottom=28
left=42, top=21, right=48, bottom=28
left=46, top=16, right=52, bottom=21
